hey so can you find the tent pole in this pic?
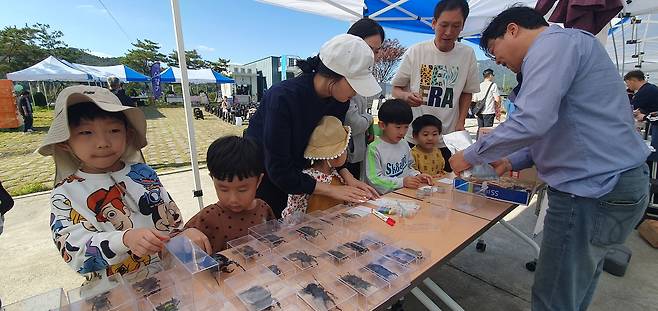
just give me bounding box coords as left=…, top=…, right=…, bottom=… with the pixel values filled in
left=171, top=0, right=204, bottom=210
left=42, top=81, right=49, bottom=109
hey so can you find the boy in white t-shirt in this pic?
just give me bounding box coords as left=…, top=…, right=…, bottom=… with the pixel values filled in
left=391, top=0, right=480, bottom=171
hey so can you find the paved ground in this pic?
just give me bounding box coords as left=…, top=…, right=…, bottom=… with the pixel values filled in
left=0, top=105, right=244, bottom=195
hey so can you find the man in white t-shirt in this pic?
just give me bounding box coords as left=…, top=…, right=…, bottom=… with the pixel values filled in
left=474, top=68, right=501, bottom=128
left=391, top=0, right=480, bottom=171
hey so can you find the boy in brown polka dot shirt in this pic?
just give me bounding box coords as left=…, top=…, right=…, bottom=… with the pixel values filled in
left=410, top=114, right=446, bottom=176
left=185, top=136, right=275, bottom=252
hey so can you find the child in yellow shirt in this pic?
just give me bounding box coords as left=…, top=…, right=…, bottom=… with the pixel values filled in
left=411, top=114, right=446, bottom=176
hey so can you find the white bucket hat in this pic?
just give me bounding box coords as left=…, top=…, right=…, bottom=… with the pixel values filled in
left=38, top=85, right=147, bottom=184
left=320, top=34, right=382, bottom=97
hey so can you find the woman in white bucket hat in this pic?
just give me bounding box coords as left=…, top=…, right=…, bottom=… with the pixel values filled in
left=246, top=34, right=381, bottom=217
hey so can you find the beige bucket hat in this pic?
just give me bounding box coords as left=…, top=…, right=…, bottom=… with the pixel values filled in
left=37, top=85, right=147, bottom=184
left=304, top=116, right=351, bottom=161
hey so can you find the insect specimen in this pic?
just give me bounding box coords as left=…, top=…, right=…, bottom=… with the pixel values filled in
left=87, top=292, right=112, bottom=311
left=296, top=226, right=327, bottom=240
left=300, top=278, right=341, bottom=311
left=132, top=277, right=161, bottom=296
left=260, top=234, right=286, bottom=247
left=267, top=264, right=283, bottom=276
left=210, top=252, right=246, bottom=273
left=343, top=241, right=369, bottom=254
left=285, top=251, right=319, bottom=268
left=385, top=249, right=416, bottom=265
left=237, top=245, right=262, bottom=258
left=365, top=263, right=398, bottom=280
left=326, top=249, right=349, bottom=262
left=401, top=248, right=424, bottom=260
left=155, top=298, right=180, bottom=311
left=340, top=274, right=373, bottom=292
left=239, top=285, right=281, bottom=310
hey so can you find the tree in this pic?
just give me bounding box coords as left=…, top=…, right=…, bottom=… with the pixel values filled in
left=373, top=39, right=406, bottom=83
left=166, top=49, right=208, bottom=69
left=0, top=25, right=45, bottom=77
left=121, top=39, right=166, bottom=75
left=207, top=57, right=230, bottom=74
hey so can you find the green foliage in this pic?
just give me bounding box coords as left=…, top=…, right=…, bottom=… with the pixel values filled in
left=120, top=39, right=167, bottom=75
left=207, top=57, right=230, bottom=74
left=166, top=49, right=210, bottom=69
left=9, top=182, right=51, bottom=197
left=33, top=92, right=47, bottom=107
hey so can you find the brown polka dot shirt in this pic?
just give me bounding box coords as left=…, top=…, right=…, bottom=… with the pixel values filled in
left=184, top=199, right=275, bottom=253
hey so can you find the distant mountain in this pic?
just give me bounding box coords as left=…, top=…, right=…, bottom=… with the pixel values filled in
left=54, top=48, right=122, bottom=66
left=70, top=49, right=122, bottom=66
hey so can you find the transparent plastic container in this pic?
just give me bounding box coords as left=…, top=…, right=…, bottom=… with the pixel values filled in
left=291, top=270, right=358, bottom=311
left=226, top=235, right=271, bottom=265
left=248, top=219, right=298, bottom=248
left=289, top=219, right=334, bottom=242
left=280, top=212, right=317, bottom=226
left=67, top=282, right=137, bottom=311
left=337, top=262, right=391, bottom=309
left=2, top=288, right=67, bottom=311
left=122, top=263, right=178, bottom=310
left=224, top=266, right=296, bottom=311
left=319, top=241, right=358, bottom=265
left=145, top=278, right=195, bottom=311
left=357, top=231, right=392, bottom=252
left=382, top=241, right=431, bottom=267
left=162, top=235, right=218, bottom=274
left=274, top=239, right=323, bottom=271
left=358, top=252, right=413, bottom=290
left=257, top=254, right=298, bottom=279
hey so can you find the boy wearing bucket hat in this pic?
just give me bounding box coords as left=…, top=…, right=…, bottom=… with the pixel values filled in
left=282, top=116, right=352, bottom=219
left=39, top=86, right=210, bottom=286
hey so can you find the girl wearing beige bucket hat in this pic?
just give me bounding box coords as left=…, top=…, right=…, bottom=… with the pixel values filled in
left=39, top=86, right=210, bottom=287
left=281, top=116, right=351, bottom=219
left=246, top=33, right=382, bottom=217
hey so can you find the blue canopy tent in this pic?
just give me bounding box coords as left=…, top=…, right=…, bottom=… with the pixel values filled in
left=158, top=67, right=235, bottom=84
left=72, top=63, right=150, bottom=82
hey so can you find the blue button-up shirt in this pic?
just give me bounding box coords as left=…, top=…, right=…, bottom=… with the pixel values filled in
left=464, top=25, right=650, bottom=198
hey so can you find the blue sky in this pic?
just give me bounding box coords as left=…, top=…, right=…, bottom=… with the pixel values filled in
left=0, top=0, right=487, bottom=64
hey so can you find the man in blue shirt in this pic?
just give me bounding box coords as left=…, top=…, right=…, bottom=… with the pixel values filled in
left=449, top=7, right=649, bottom=311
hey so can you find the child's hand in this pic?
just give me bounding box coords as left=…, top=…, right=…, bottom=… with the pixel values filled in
left=123, top=228, right=170, bottom=257
left=403, top=176, right=422, bottom=189
left=179, top=228, right=212, bottom=254
left=418, top=174, right=433, bottom=186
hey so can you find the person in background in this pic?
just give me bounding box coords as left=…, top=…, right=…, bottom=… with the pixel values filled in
left=625, top=70, right=658, bottom=149
left=18, top=91, right=34, bottom=133
left=185, top=136, right=275, bottom=252
left=474, top=68, right=501, bottom=128
left=107, top=76, right=137, bottom=107
left=391, top=0, right=480, bottom=172
left=344, top=18, right=385, bottom=179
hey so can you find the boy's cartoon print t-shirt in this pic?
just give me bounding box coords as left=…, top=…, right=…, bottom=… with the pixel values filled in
left=392, top=40, right=480, bottom=146
left=49, top=162, right=183, bottom=282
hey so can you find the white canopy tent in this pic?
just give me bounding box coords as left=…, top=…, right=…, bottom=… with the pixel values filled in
left=607, top=14, right=658, bottom=78
left=6, top=56, right=92, bottom=82
left=73, top=63, right=150, bottom=82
